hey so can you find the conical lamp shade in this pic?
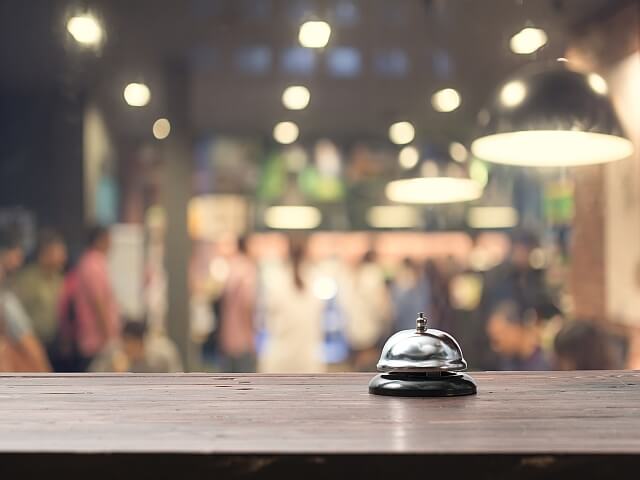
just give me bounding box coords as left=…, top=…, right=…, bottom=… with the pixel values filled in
left=471, top=64, right=633, bottom=167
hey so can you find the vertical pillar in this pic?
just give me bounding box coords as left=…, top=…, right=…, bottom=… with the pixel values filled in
left=568, top=2, right=640, bottom=323
left=162, top=62, right=192, bottom=369
left=569, top=165, right=606, bottom=320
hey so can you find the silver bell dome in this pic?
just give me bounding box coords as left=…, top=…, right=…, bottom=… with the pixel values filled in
left=376, top=313, right=467, bottom=373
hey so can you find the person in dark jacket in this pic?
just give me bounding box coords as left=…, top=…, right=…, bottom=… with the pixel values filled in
left=475, top=231, right=556, bottom=370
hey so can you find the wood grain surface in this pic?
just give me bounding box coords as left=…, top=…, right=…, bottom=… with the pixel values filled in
left=1, top=371, right=640, bottom=455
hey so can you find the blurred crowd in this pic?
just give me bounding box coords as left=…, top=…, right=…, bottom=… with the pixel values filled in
left=0, top=224, right=631, bottom=374
left=198, top=232, right=631, bottom=374
left=0, top=226, right=181, bottom=373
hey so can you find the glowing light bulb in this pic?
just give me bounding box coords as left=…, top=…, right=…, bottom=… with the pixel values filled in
left=123, top=83, right=151, bottom=107
left=67, top=14, right=103, bottom=46
left=449, top=142, right=468, bottom=163
left=398, top=146, right=419, bottom=169
left=282, top=85, right=311, bottom=110
left=298, top=21, right=331, bottom=48
left=431, top=88, right=461, bottom=112
left=500, top=81, right=527, bottom=108
left=510, top=27, right=547, bottom=55
left=273, top=121, right=299, bottom=144
left=587, top=73, right=608, bottom=95
left=152, top=118, right=171, bottom=139
left=389, top=121, right=415, bottom=145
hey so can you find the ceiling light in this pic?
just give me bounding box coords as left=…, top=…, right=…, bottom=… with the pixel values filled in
left=449, top=142, right=468, bottom=162
left=431, top=88, right=461, bottom=112
left=152, top=118, right=171, bottom=140
left=123, top=83, right=151, bottom=107
left=282, top=85, right=311, bottom=110
left=473, top=131, right=633, bottom=167
left=587, top=73, right=608, bottom=95
left=366, top=206, right=421, bottom=228
left=500, top=81, right=527, bottom=108
left=67, top=14, right=103, bottom=46
left=386, top=177, right=483, bottom=204
left=398, top=145, right=420, bottom=169
left=264, top=206, right=321, bottom=229
left=389, top=121, right=415, bottom=145
left=467, top=207, right=519, bottom=229
left=273, top=121, right=299, bottom=144
left=298, top=21, right=331, bottom=48
left=471, top=65, right=633, bottom=167
left=510, top=27, right=547, bottom=55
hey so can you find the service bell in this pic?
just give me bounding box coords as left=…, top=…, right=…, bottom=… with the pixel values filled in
left=369, top=312, right=477, bottom=397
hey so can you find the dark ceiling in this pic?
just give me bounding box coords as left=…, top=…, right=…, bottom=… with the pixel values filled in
left=0, top=0, right=629, bottom=147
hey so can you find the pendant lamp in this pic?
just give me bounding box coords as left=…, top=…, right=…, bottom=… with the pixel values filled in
left=471, top=63, right=634, bottom=167
left=386, top=160, right=483, bottom=204
left=263, top=170, right=322, bottom=230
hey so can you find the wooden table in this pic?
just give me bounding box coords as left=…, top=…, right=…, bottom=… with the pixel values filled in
left=2, top=371, right=640, bottom=478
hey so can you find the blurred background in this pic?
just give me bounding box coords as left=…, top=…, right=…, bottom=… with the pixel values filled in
left=0, top=0, right=638, bottom=374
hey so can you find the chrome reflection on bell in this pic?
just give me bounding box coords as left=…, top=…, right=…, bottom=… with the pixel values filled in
left=369, top=313, right=477, bottom=397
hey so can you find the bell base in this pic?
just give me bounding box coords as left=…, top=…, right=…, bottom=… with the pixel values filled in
left=368, top=372, right=477, bottom=397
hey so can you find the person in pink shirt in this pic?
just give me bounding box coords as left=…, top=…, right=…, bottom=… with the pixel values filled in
left=71, top=226, right=120, bottom=369
left=218, top=236, right=257, bottom=372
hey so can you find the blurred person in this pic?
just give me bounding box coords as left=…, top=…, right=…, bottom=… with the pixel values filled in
left=0, top=227, right=51, bottom=372
left=66, top=226, right=120, bottom=371
left=554, top=320, right=619, bottom=370
left=446, top=266, right=484, bottom=359
left=483, top=231, right=550, bottom=314
left=90, top=320, right=182, bottom=373
left=486, top=301, right=550, bottom=370
left=425, top=259, right=455, bottom=331
left=474, top=231, right=553, bottom=369
left=259, top=237, right=324, bottom=373
left=342, top=250, right=391, bottom=371
left=12, top=229, right=67, bottom=351
left=217, top=235, right=257, bottom=372
left=391, top=257, right=431, bottom=331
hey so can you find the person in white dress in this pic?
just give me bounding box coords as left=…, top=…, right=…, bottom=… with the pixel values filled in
left=259, top=239, right=325, bottom=373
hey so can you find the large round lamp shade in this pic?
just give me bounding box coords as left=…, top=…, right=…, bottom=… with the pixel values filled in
left=471, top=64, right=634, bottom=167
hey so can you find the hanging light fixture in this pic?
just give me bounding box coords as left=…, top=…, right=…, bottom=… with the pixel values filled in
left=366, top=205, right=422, bottom=228
left=471, top=63, right=633, bottom=167
left=467, top=206, right=519, bottom=229
left=263, top=165, right=322, bottom=230
left=264, top=205, right=321, bottom=229
left=386, top=160, right=483, bottom=204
